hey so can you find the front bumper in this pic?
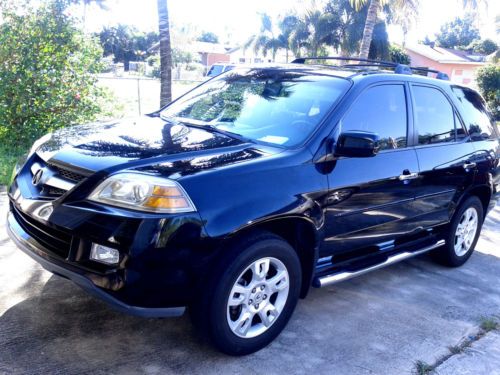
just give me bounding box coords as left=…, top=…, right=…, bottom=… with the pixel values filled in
left=6, top=210, right=186, bottom=318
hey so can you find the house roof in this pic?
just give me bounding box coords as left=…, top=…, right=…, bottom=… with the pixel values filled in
left=189, top=41, right=230, bottom=54
left=148, top=41, right=231, bottom=55
left=405, top=44, right=487, bottom=65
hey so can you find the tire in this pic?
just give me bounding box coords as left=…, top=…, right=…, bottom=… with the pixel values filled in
left=190, top=231, right=301, bottom=355
left=434, top=196, right=484, bottom=267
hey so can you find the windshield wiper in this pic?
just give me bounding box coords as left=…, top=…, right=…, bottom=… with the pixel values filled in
left=162, top=116, right=255, bottom=144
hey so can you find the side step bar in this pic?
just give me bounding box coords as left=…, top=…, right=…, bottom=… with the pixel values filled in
left=313, top=240, right=445, bottom=288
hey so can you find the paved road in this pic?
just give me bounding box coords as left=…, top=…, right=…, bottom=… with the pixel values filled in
left=0, top=189, right=499, bottom=375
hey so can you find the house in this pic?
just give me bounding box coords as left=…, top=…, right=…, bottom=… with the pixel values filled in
left=405, top=43, right=487, bottom=86
left=148, top=41, right=231, bottom=72
left=189, top=41, right=231, bottom=71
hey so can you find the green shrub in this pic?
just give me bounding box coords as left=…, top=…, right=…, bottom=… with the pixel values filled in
left=389, top=45, right=411, bottom=65
left=0, top=0, right=110, bottom=150
left=476, top=65, right=500, bottom=121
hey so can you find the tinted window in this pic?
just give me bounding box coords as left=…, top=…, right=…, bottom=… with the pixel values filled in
left=161, top=69, right=350, bottom=147
left=339, top=85, right=407, bottom=150
left=412, top=86, right=456, bottom=145
left=207, top=65, right=224, bottom=77
left=451, top=87, right=495, bottom=141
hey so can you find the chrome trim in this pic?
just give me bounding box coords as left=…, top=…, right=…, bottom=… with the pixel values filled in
left=314, top=240, right=445, bottom=287
left=30, top=161, right=76, bottom=192
left=44, top=175, right=75, bottom=191
left=398, top=172, right=419, bottom=181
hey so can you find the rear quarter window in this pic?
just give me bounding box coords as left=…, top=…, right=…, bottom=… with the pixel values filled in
left=451, top=86, right=497, bottom=140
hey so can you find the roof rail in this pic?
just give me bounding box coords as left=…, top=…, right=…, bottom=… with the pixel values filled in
left=291, top=56, right=450, bottom=80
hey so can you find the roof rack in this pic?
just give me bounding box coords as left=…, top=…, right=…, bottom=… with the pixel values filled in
left=291, top=56, right=450, bottom=81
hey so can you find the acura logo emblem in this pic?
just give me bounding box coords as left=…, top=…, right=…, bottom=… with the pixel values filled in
left=32, top=168, right=44, bottom=186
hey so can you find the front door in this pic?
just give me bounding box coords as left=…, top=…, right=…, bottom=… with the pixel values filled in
left=320, top=83, right=420, bottom=257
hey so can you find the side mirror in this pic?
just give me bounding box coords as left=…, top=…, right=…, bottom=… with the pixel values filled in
left=335, top=131, right=380, bottom=158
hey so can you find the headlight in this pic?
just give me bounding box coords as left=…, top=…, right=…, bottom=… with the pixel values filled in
left=88, top=173, right=196, bottom=213
left=28, top=133, right=52, bottom=157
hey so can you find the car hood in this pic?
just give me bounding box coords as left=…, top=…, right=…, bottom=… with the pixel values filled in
left=36, top=116, right=279, bottom=176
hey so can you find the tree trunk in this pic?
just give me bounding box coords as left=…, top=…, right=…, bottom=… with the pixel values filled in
left=358, top=0, right=380, bottom=59
left=157, top=0, right=172, bottom=107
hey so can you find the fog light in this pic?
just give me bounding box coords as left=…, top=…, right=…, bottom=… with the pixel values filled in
left=90, top=243, right=120, bottom=265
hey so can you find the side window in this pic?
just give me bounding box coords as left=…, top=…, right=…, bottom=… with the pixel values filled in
left=339, top=85, right=407, bottom=150
left=451, top=87, right=495, bottom=141
left=412, top=85, right=456, bottom=145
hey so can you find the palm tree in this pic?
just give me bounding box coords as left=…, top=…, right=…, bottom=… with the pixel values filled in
left=352, top=0, right=485, bottom=60
left=245, top=14, right=285, bottom=62
left=278, top=15, right=300, bottom=62
left=289, top=9, right=342, bottom=57
left=157, top=0, right=172, bottom=107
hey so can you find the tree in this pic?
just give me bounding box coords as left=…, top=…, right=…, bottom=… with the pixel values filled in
left=436, top=15, right=480, bottom=49
left=157, top=0, right=172, bottom=107
left=476, top=65, right=500, bottom=120
left=98, top=25, right=136, bottom=70
left=350, top=0, right=381, bottom=59
left=289, top=9, right=342, bottom=57
left=324, top=0, right=390, bottom=59
left=197, top=31, right=219, bottom=44
left=468, top=39, right=498, bottom=55
left=349, top=0, right=419, bottom=59
left=420, top=36, right=434, bottom=46
left=0, top=0, right=108, bottom=147
left=389, top=44, right=411, bottom=64
left=368, top=21, right=389, bottom=60
left=98, top=25, right=159, bottom=68
left=172, top=48, right=193, bottom=79
left=245, top=13, right=286, bottom=62
left=278, top=15, right=300, bottom=62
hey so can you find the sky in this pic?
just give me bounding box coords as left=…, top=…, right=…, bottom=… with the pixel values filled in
left=84, top=0, right=499, bottom=46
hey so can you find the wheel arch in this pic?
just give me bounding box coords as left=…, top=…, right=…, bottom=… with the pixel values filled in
left=457, top=184, right=492, bottom=219
left=227, top=216, right=321, bottom=299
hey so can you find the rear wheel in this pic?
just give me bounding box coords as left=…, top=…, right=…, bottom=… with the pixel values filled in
left=191, top=232, right=301, bottom=355
left=435, top=196, right=483, bottom=267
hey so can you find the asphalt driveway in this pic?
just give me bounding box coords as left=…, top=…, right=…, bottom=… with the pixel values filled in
left=0, top=188, right=499, bottom=375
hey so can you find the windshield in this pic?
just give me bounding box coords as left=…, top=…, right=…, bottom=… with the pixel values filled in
left=160, top=68, right=350, bottom=147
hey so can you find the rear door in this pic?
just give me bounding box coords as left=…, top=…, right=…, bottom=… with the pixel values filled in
left=321, top=83, right=421, bottom=256
left=450, top=86, right=500, bottom=207
left=409, top=84, right=477, bottom=227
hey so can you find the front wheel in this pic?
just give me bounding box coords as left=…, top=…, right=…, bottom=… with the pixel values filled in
left=191, top=232, right=301, bottom=355
left=434, top=196, right=484, bottom=267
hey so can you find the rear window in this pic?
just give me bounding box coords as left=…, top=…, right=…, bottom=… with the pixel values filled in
left=451, top=87, right=496, bottom=141
left=161, top=69, right=350, bottom=147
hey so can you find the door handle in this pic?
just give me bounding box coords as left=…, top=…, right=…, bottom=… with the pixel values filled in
left=463, top=162, right=476, bottom=170
left=398, top=172, right=419, bottom=181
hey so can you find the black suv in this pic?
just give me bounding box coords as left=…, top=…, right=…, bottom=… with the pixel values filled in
left=7, top=58, right=499, bottom=355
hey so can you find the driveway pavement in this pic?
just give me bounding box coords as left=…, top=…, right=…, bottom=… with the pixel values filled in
left=0, top=188, right=499, bottom=375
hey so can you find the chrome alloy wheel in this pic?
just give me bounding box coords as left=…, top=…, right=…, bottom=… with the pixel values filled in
left=226, top=257, right=290, bottom=338
left=454, top=207, right=479, bottom=257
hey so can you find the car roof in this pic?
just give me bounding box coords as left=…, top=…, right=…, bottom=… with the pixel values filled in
left=230, top=63, right=459, bottom=89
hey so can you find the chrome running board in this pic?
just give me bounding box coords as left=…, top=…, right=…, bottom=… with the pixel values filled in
left=314, top=240, right=445, bottom=288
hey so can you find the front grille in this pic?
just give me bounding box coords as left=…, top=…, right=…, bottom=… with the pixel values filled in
left=48, top=187, right=66, bottom=196
left=46, top=162, right=87, bottom=183
left=27, top=156, right=92, bottom=199
left=12, top=204, right=72, bottom=259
